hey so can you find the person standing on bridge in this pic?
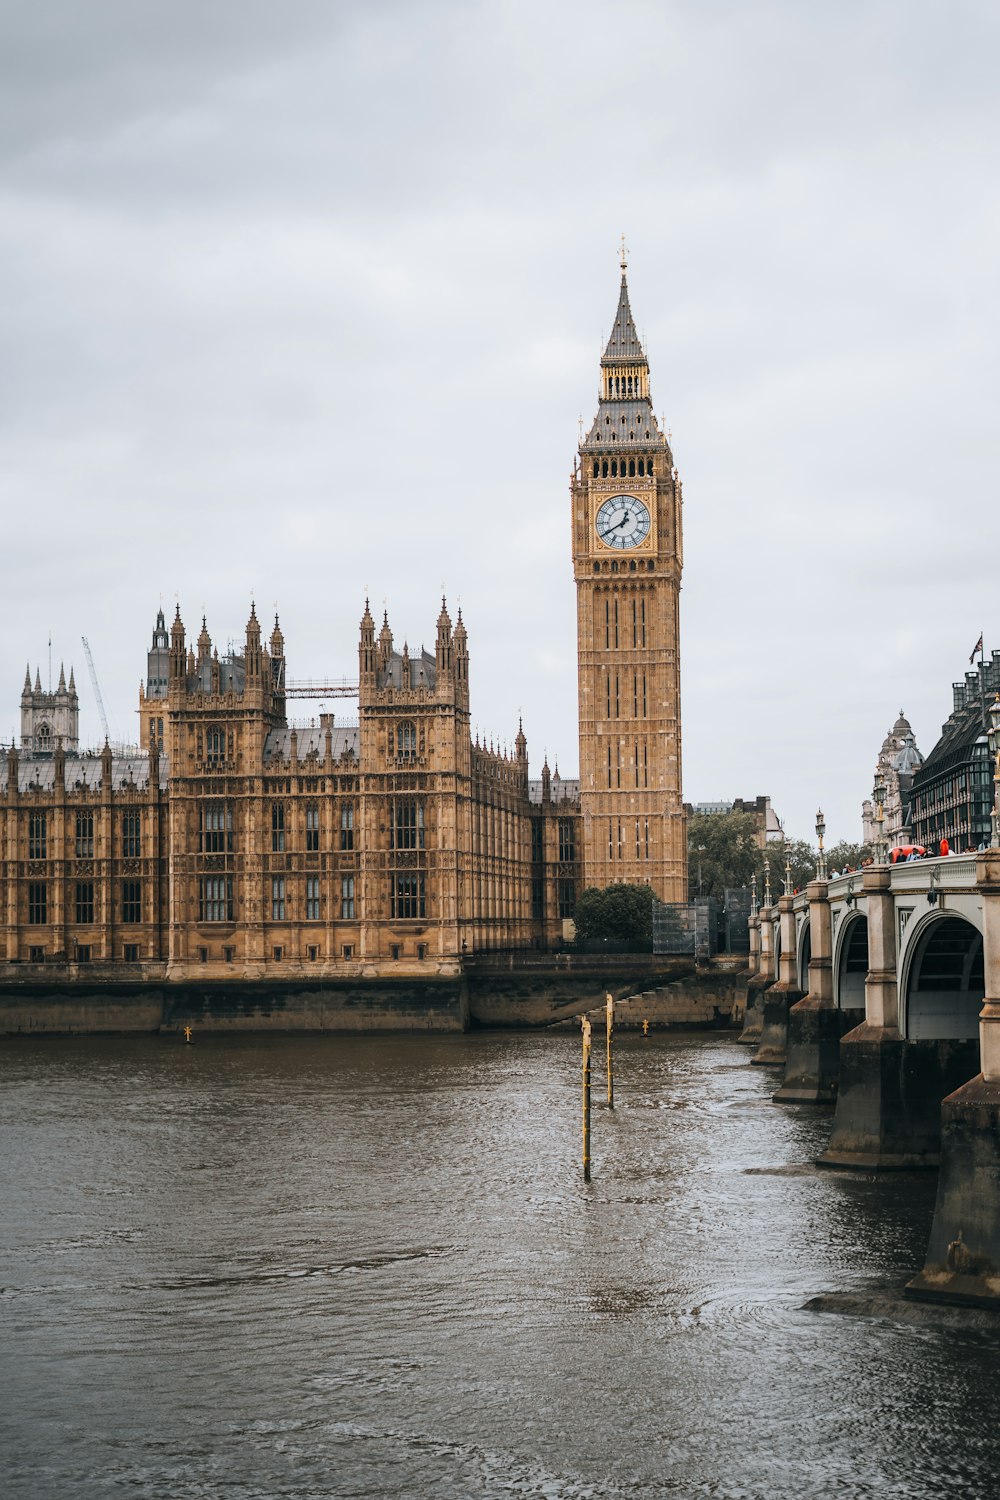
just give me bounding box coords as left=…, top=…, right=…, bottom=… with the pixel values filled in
left=940, top=837, right=950, bottom=857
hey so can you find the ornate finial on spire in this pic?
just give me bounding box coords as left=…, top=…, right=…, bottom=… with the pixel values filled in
left=619, top=232, right=628, bottom=273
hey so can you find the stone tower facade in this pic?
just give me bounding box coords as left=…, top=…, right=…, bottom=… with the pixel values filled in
left=20, top=662, right=79, bottom=754
left=572, top=258, right=687, bottom=900
left=138, top=608, right=170, bottom=753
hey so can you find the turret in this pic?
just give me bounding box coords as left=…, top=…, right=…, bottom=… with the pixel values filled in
left=378, top=611, right=393, bottom=668
left=269, top=613, right=286, bottom=702
left=453, top=610, right=469, bottom=700
left=169, top=607, right=186, bottom=683
left=436, top=597, right=453, bottom=677
left=197, top=616, right=212, bottom=663
left=245, top=601, right=262, bottom=682
left=515, top=717, right=527, bottom=762
left=359, top=599, right=376, bottom=684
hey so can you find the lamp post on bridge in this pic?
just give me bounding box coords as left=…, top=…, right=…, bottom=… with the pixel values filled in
left=750, top=871, right=758, bottom=918
left=989, top=693, right=1000, bottom=850
left=763, top=858, right=772, bottom=908
left=815, top=808, right=826, bottom=880
left=873, top=766, right=887, bottom=865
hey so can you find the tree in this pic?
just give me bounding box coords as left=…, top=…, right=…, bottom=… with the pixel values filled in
left=687, top=812, right=761, bottom=901
left=572, top=883, right=653, bottom=945
left=756, top=838, right=815, bottom=896
left=824, top=841, right=874, bottom=874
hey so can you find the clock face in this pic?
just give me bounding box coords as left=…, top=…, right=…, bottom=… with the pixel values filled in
left=595, top=494, right=651, bottom=550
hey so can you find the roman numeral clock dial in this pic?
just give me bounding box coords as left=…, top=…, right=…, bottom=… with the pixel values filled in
left=595, top=494, right=650, bottom=550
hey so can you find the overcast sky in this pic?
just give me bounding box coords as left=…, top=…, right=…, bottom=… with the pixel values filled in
left=2, top=0, right=998, bottom=846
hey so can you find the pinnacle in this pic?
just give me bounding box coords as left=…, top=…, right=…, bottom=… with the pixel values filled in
left=601, top=272, right=645, bottom=366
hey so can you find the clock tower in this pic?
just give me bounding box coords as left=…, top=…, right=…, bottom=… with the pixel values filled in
left=572, top=254, right=687, bottom=901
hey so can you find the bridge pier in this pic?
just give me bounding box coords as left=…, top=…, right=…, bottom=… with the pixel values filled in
left=774, top=877, right=846, bottom=1103
left=820, top=867, right=977, bottom=1169
left=753, top=893, right=803, bottom=1067
left=738, top=907, right=772, bottom=1045
left=908, top=851, right=1000, bottom=1305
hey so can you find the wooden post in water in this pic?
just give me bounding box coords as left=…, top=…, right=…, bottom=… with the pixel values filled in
left=605, top=991, right=614, bottom=1109
left=581, top=1015, right=592, bottom=1182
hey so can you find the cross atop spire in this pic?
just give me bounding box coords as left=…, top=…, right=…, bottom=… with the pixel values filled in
left=619, top=232, right=628, bottom=273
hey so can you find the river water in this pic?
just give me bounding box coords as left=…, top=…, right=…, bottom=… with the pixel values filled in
left=2, top=1030, right=999, bottom=1499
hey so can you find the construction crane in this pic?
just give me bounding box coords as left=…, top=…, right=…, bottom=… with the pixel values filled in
left=81, top=637, right=111, bottom=743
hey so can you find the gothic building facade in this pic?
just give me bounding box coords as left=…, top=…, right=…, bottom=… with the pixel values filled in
left=0, top=265, right=684, bottom=982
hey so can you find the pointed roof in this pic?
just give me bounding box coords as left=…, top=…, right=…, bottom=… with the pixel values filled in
left=602, top=273, right=646, bottom=366
left=581, top=263, right=668, bottom=454
left=57, top=662, right=66, bottom=692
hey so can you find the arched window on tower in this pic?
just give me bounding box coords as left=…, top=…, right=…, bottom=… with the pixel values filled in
left=397, top=721, right=417, bottom=762
left=593, top=460, right=599, bottom=477
left=629, top=458, right=635, bottom=476
left=602, top=460, right=608, bottom=477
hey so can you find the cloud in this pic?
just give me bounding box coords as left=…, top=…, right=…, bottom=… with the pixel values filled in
left=2, top=0, right=999, bottom=844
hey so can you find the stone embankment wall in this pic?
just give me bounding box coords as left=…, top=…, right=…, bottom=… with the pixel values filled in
left=0, top=978, right=469, bottom=1035
left=467, top=955, right=748, bottom=1029
left=0, top=956, right=749, bottom=1035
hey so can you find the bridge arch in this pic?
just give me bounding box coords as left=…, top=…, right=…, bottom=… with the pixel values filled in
left=901, top=912, right=984, bottom=1043
left=796, top=918, right=811, bottom=992
left=833, top=911, right=868, bottom=1010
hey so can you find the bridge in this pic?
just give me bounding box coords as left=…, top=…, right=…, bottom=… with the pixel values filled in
left=736, top=850, right=1000, bottom=1308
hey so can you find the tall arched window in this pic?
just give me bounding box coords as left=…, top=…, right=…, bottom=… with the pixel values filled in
left=397, top=722, right=417, bottom=761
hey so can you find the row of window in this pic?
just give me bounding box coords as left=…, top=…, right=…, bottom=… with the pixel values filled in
left=27, top=809, right=142, bottom=862
left=268, top=875, right=355, bottom=921
left=607, top=818, right=653, bottom=860
left=198, top=800, right=424, bottom=854
left=201, top=872, right=425, bottom=923
left=530, top=876, right=576, bottom=921
left=592, top=457, right=655, bottom=478
left=606, top=741, right=650, bottom=790
left=27, top=943, right=144, bottom=963
left=527, top=819, right=578, bottom=866
left=23, top=940, right=439, bottom=965
left=605, top=671, right=648, bottom=720
left=603, top=596, right=649, bottom=651
left=26, top=880, right=142, bottom=925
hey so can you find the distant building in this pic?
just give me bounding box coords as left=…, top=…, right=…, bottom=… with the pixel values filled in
left=20, top=662, right=79, bottom=755
left=910, top=653, right=1000, bottom=852
left=861, top=711, right=923, bottom=848
left=686, top=795, right=782, bottom=848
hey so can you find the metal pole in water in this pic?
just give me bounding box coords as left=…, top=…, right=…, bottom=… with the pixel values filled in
left=606, top=991, right=614, bottom=1109
left=582, top=1015, right=592, bottom=1182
